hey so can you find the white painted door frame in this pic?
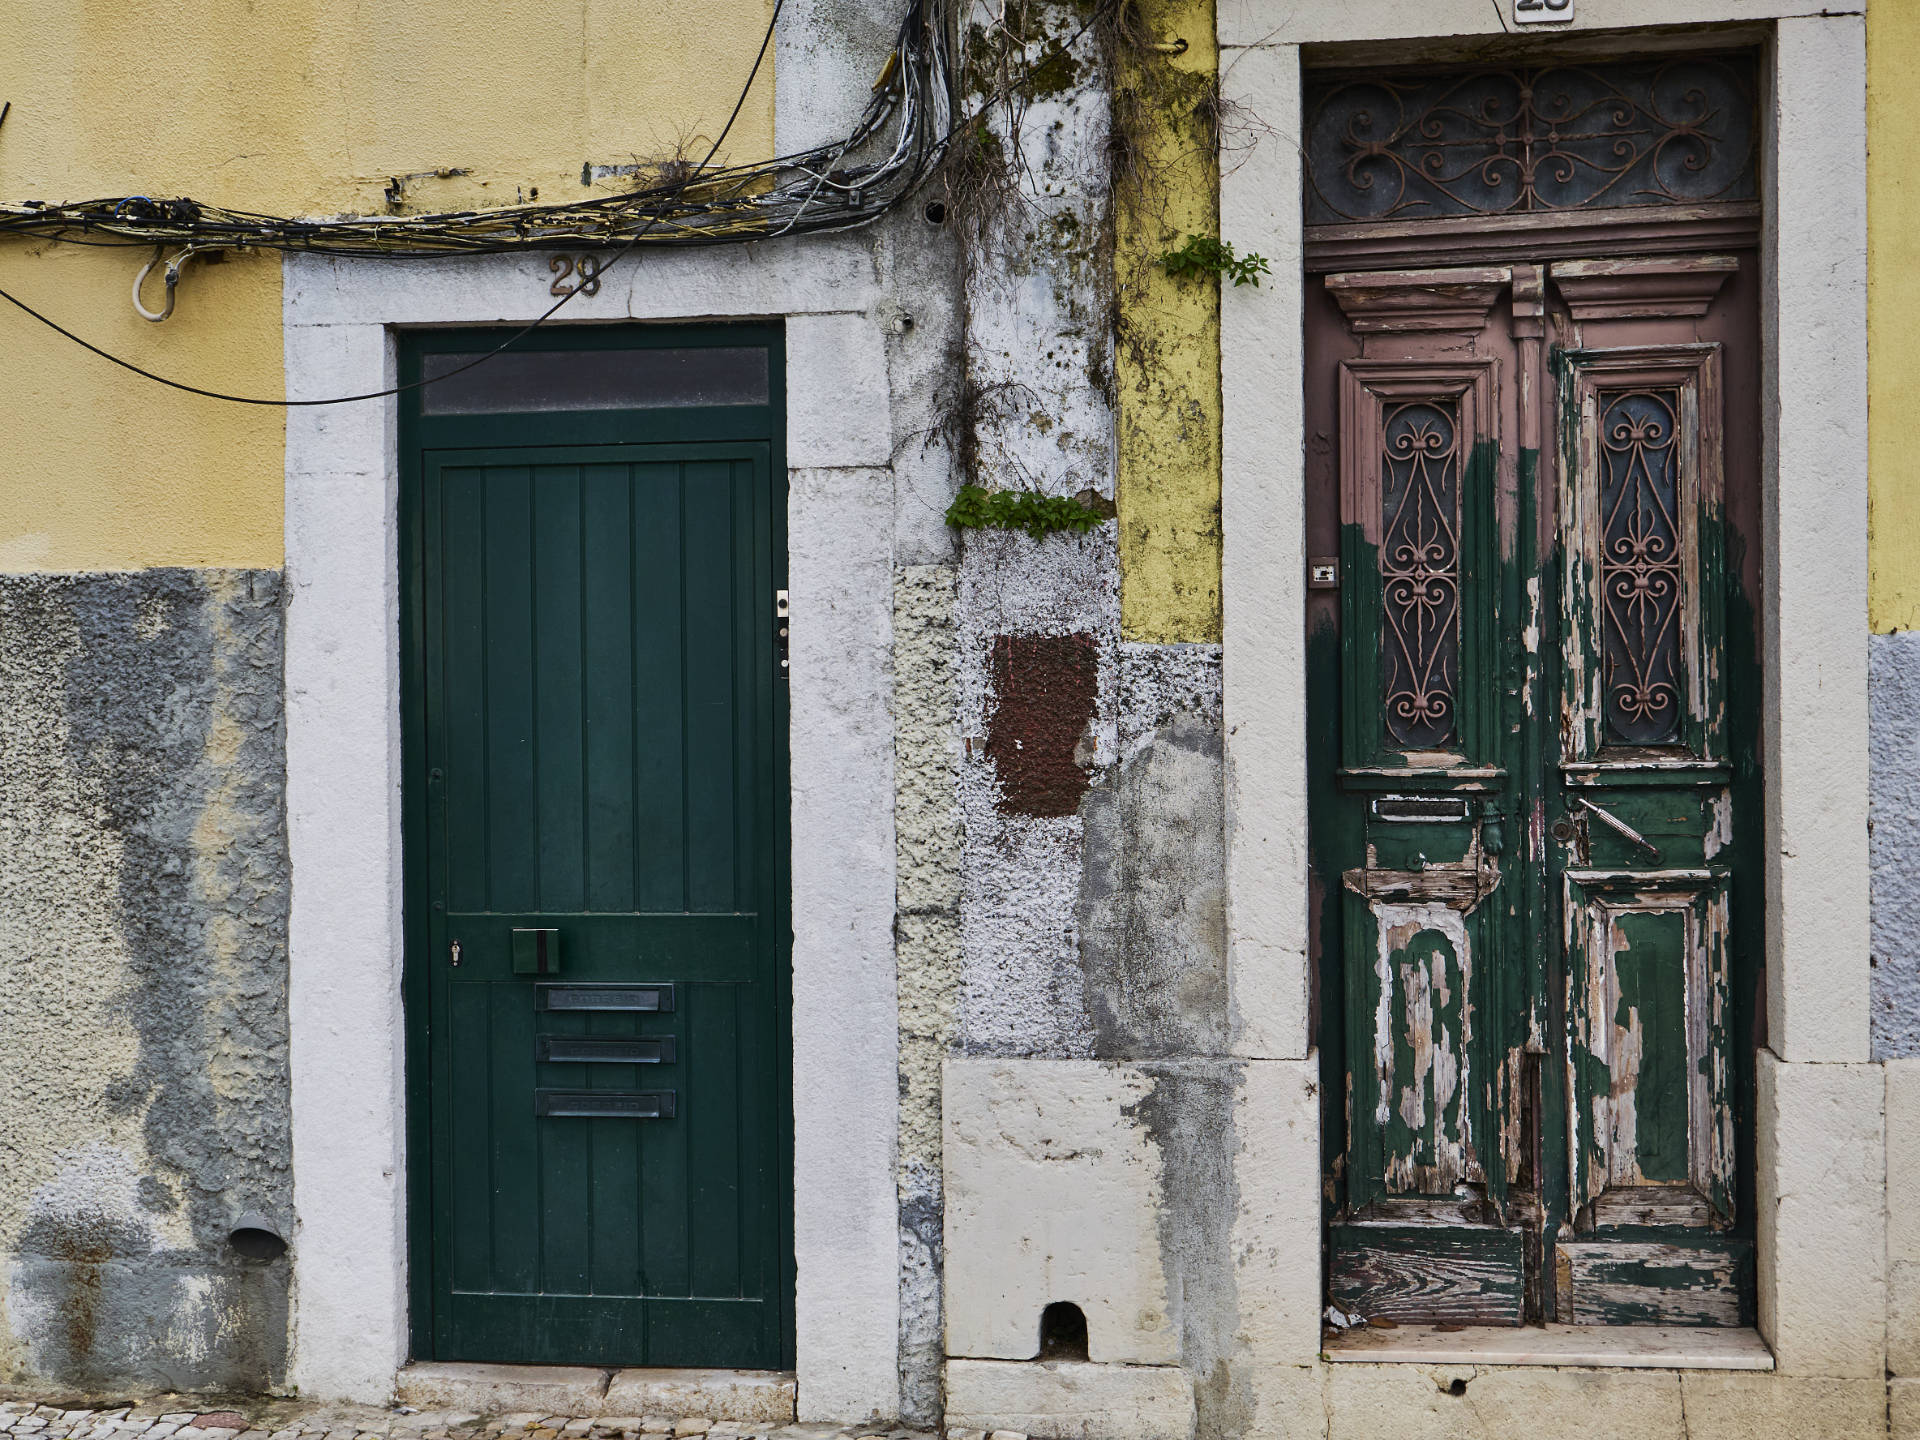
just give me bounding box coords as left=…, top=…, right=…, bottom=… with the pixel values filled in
left=280, top=238, right=904, bottom=1418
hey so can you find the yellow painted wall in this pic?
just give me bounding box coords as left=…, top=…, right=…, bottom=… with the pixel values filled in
left=1113, top=0, right=1222, bottom=644
left=0, top=0, right=776, bottom=572
left=1870, top=0, right=1920, bottom=632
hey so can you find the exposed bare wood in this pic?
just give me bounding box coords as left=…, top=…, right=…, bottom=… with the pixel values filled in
left=1355, top=1194, right=1499, bottom=1226
left=1592, top=1185, right=1712, bottom=1229
left=1557, top=1241, right=1752, bottom=1326
left=1331, top=1225, right=1527, bottom=1326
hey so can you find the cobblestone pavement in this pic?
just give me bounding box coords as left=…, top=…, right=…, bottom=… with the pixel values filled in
left=0, top=1401, right=1023, bottom=1440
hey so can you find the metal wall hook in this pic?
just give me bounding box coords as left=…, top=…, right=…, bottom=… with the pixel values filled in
left=132, top=244, right=200, bottom=322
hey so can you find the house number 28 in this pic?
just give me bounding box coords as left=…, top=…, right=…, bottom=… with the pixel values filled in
left=548, top=253, right=604, bottom=297
left=1513, top=0, right=1573, bottom=21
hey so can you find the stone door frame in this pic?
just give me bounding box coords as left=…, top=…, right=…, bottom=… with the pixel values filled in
left=279, top=239, right=903, bottom=1416
left=1219, top=6, right=1883, bottom=1379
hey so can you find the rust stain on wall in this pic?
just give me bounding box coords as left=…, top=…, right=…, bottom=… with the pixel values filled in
left=986, top=633, right=1098, bottom=818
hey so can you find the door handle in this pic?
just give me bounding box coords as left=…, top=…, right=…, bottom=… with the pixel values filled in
left=1573, top=797, right=1660, bottom=861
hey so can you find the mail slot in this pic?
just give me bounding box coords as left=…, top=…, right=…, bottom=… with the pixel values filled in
left=536, top=1035, right=677, bottom=1065
left=535, top=1089, right=676, bottom=1119
left=1372, top=794, right=1473, bottom=823
left=538, top=983, right=675, bottom=1012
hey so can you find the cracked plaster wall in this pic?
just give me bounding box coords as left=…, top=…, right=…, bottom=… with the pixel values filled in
left=0, top=571, right=291, bottom=1393
left=927, top=2, right=1246, bottom=1435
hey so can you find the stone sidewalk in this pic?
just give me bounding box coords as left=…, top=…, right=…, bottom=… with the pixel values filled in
left=0, top=1401, right=1025, bottom=1440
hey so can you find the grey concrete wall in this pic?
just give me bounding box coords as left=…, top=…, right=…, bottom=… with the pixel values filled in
left=0, top=570, right=291, bottom=1392
left=1871, top=630, right=1920, bottom=1058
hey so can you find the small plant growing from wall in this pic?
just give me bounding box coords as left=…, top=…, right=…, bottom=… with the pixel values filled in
left=1160, top=233, right=1270, bottom=287
left=945, top=484, right=1112, bottom=540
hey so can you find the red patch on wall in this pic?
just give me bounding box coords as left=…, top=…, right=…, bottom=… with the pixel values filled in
left=986, top=633, right=1098, bottom=818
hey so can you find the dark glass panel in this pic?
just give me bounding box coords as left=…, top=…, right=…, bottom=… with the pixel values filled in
left=1381, top=399, right=1461, bottom=750
left=1305, top=55, right=1757, bottom=225
left=422, top=346, right=770, bottom=414
left=1598, top=388, right=1685, bottom=745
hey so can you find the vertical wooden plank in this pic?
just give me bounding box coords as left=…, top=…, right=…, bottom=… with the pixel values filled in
left=536, top=1000, right=591, bottom=1298
left=1607, top=907, right=1690, bottom=1185
left=541, top=1111, right=593, bottom=1297
left=447, top=979, right=494, bottom=1293
left=687, top=984, right=743, bottom=1297
left=1566, top=880, right=1606, bottom=1211
left=485, top=466, right=539, bottom=913
left=586, top=1003, right=642, bottom=1299
left=533, top=465, right=587, bottom=914
left=1691, top=880, right=1737, bottom=1221
left=582, top=466, right=636, bottom=915
left=640, top=1050, right=691, bottom=1296
left=1364, top=901, right=1478, bottom=1197
left=489, top=978, right=540, bottom=1293
left=683, top=460, right=738, bottom=913
left=729, top=458, right=759, bottom=904
left=441, top=466, right=491, bottom=913
left=632, top=462, right=687, bottom=912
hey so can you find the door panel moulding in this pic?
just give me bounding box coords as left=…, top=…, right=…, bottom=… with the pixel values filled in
left=281, top=238, right=902, bottom=1416
left=1220, top=2, right=1871, bottom=1389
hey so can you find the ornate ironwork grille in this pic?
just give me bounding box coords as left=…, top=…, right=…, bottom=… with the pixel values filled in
left=1381, top=400, right=1461, bottom=749
left=1598, top=389, right=1685, bottom=745
left=1304, top=56, right=1758, bottom=225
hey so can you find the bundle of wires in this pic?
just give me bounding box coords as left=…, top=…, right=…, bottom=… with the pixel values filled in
left=0, top=0, right=956, bottom=258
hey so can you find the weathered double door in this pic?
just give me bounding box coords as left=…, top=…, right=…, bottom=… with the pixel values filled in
left=400, top=327, right=792, bottom=1366
left=1308, top=253, right=1764, bottom=1326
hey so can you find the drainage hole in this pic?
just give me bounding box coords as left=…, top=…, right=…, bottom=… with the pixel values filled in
left=1038, top=1300, right=1089, bottom=1361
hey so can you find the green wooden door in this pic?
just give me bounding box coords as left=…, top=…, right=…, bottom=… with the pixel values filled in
left=400, top=327, right=791, bottom=1367
left=1307, top=258, right=1763, bottom=1328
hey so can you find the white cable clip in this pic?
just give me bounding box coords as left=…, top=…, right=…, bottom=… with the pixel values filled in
left=132, top=244, right=201, bottom=322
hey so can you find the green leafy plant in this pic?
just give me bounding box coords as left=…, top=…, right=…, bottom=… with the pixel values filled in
left=944, top=484, right=1110, bottom=540
left=1160, top=234, right=1270, bottom=288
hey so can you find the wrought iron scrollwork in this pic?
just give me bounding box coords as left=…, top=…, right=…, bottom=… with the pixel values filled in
left=1305, top=56, right=1757, bottom=225
left=1598, top=389, right=1685, bottom=745
left=1380, top=401, right=1461, bottom=749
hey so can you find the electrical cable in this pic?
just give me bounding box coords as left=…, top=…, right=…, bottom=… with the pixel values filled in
left=0, top=0, right=1106, bottom=407
left=0, top=0, right=793, bottom=406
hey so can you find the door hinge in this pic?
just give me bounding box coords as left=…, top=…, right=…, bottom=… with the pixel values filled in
left=776, top=588, right=791, bottom=680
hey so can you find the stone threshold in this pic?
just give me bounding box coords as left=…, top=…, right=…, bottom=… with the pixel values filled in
left=394, top=1368, right=795, bottom=1427
left=1322, top=1323, right=1775, bottom=1370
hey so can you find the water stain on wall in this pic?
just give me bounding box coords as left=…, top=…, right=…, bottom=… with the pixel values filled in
left=0, top=571, right=291, bottom=1392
